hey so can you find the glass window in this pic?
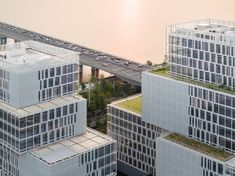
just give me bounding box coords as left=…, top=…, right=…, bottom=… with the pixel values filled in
left=218, top=164, right=223, bottom=174
left=48, top=121, right=53, bottom=130
left=56, top=108, right=61, bottom=117
left=34, top=113, right=40, bottom=124
left=42, top=111, right=48, bottom=122
left=27, top=127, right=33, bottom=137
left=41, top=123, right=46, bottom=132
left=20, top=117, right=26, bottom=128
left=69, top=104, right=74, bottom=114
left=48, top=78, right=53, bottom=87
left=188, top=39, right=193, bottom=48
left=63, top=66, right=67, bottom=74
left=216, top=44, right=221, bottom=54
left=63, top=106, right=68, bottom=116
left=27, top=116, right=33, bottom=126
left=68, top=64, right=73, bottom=73
left=55, top=77, right=60, bottom=86
left=43, top=80, right=47, bottom=89
left=56, top=67, right=61, bottom=76
left=50, top=68, right=55, bottom=77
left=193, top=50, right=198, bottom=59
left=210, top=43, right=215, bottom=52
left=49, top=109, right=54, bottom=120
left=45, top=69, right=48, bottom=78
left=49, top=131, right=54, bottom=141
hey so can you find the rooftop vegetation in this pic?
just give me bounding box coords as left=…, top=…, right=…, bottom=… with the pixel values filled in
left=150, top=67, right=235, bottom=96
left=116, top=96, right=142, bottom=114
left=165, top=133, right=233, bottom=161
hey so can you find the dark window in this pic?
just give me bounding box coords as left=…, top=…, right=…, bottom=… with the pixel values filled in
left=63, top=106, right=68, bottom=116
left=49, top=109, right=54, bottom=120
left=56, top=67, right=61, bottom=76
left=48, top=78, right=53, bottom=87
left=34, top=113, right=40, bottom=124
left=218, top=164, right=223, bottom=174
left=27, top=116, right=33, bottom=126
left=45, top=69, right=48, bottom=78
left=56, top=108, right=61, bottom=117
left=42, top=111, right=48, bottom=122
left=69, top=104, right=74, bottom=114
left=50, top=68, right=55, bottom=77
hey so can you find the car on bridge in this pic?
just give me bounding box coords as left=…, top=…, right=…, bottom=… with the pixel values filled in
left=102, top=63, right=108, bottom=66
left=124, top=61, right=129, bottom=66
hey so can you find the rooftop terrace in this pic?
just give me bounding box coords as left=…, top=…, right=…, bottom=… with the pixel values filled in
left=30, top=128, right=115, bottom=165
left=150, top=67, right=235, bottom=96
left=0, top=41, right=79, bottom=69
left=165, top=133, right=233, bottom=161
left=168, top=19, right=235, bottom=36
left=114, top=95, right=142, bottom=114
left=0, top=94, right=83, bottom=118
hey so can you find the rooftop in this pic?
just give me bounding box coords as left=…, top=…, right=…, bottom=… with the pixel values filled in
left=150, top=67, right=235, bottom=96
left=0, top=41, right=79, bottom=69
left=114, top=95, right=142, bottom=114
left=165, top=133, right=233, bottom=161
left=169, top=19, right=235, bottom=35
left=29, top=128, right=115, bottom=165
left=0, top=94, right=84, bottom=118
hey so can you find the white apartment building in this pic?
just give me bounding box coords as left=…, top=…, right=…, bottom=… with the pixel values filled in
left=142, top=67, right=235, bottom=153
left=167, top=19, right=235, bottom=88
left=142, top=20, right=235, bottom=154
left=107, top=19, right=235, bottom=176
left=0, top=41, right=79, bottom=108
left=0, top=41, right=117, bottom=176
left=156, top=133, right=235, bottom=176
left=107, top=95, right=167, bottom=176
left=19, top=128, right=116, bottom=176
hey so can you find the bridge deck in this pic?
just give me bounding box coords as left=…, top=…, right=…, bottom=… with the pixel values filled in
left=0, top=22, right=153, bottom=85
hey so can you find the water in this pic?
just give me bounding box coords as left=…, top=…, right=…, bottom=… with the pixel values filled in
left=0, top=0, right=235, bottom=80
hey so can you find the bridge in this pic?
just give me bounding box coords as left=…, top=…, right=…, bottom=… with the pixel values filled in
left=0, top=22, right=153, bottom=86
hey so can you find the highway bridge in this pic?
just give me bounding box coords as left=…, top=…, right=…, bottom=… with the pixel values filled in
left=0, top=22, right=153, bottom=86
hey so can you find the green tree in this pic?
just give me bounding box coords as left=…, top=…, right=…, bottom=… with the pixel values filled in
left=81, top=82, right=86, bottom=92
left=146, top=60, right=153, bottom=66
left=162, top=55, right=167, bottom=65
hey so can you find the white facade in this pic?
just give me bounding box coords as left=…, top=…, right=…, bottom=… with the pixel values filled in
left=142, top=72, right=189, bottom=135
left=142, top=71, right=235, bottom=153
left=167, top=19, right=235, bottom=88
left=0, top=41, right=79, bottom=108
left=19, top=128, right=117, bottom=176
left=0, top=41, right=117, bottom=176
left=0, top=90, right=87, bottom=154
left=107, top=96, right=167, bottom=176
left=156, top=134, right=235, bottom=176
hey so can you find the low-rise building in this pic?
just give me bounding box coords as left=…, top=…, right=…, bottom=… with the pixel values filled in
left=107, top=95, right=167, bottom=176
left=0, top=41, right=117, bottom=176
left=19, top=128, right=116, bottom=176
left=156, top=133, right=235, bottom=176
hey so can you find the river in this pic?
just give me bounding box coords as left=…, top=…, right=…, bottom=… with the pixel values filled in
left=0, top=0, right=235, bottom=80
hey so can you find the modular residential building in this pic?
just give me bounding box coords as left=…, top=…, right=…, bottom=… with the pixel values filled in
left=107, top=95, right=167, bottom=176
left=143, top=20, right=235, bottom=153
left=0, top=41, right=117, bottom=176
left=156, top=133, right=235, bottom=176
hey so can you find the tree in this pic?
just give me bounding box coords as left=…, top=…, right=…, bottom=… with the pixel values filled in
left=146, top=60, right=153, bottom=66
left=81, top=82, right=86, bottom=92
left=162, top=55, right=167, bottom=65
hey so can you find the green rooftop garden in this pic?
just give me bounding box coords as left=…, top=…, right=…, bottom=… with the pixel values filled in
left=165, top=133, right=233, bottom=161
left=150, top=67, right=235, bottom=96
left=116, top=96, right=142, bottom=114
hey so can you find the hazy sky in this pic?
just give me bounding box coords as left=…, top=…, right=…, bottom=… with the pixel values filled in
left=0, top=0, right=235, bottom=64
